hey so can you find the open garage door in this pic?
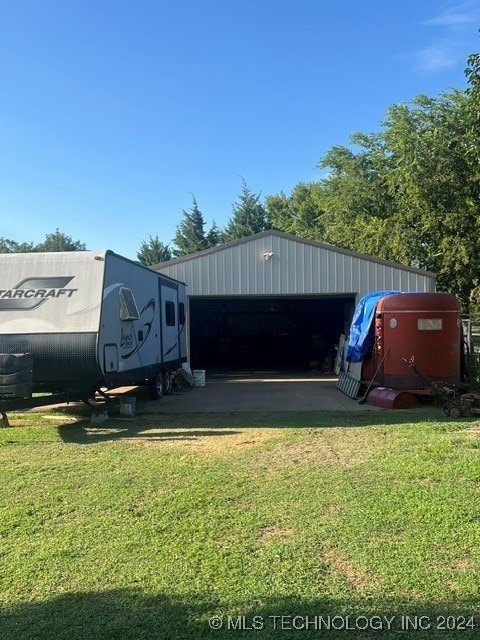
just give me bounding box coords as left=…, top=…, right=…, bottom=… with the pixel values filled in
left=189, top=295, right=355, bottom=372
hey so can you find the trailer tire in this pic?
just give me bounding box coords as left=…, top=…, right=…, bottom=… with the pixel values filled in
left=162, top=371, right=172, bottom=395
left=148, top=375, right=164, bottom=400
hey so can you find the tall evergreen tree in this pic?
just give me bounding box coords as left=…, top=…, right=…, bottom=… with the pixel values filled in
left=222, top=180, right=269, bottom=242
left=206, top=221, right=221, bottom=247
left=137, top=235, right=172, bottom=266
left=172, top=197, right=218, bottom=257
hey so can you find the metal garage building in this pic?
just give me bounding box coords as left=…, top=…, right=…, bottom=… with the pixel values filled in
left=154, top=231, right=435, bottom=372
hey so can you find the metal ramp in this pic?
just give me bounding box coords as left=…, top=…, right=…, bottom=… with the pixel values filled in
left=336, top=371, right=363, bottom=398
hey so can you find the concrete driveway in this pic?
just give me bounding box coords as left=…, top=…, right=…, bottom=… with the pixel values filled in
left=138, top=372, right=381, bottom=413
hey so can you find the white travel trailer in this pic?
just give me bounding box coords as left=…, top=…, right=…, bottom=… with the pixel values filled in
left=0, top=250, right=187, bottom=402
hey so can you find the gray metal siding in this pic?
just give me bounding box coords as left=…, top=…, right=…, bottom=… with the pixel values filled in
left=156, top=234, right=435, bottom=297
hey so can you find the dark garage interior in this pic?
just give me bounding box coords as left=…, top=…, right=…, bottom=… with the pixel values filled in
left=189, top=295, right=355, bottom=372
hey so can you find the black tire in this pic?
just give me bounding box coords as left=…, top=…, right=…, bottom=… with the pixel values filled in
left=444, top=402, right=461, bottom=418
left=148, top=374, right=164, bottom=400
left=162, top=371, right=172, bottom=395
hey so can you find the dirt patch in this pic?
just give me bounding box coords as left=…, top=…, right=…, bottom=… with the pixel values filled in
left=450, top=558, right=471, bottom=571
left=322, top=548, right=379, bottom=593
left=138, top=427, right=277, bottom=454
left=265, top=431, right=375, bottom=470
left=120, top=420, right=380, bottom=465
left=257, top=525, right=294, bottom=543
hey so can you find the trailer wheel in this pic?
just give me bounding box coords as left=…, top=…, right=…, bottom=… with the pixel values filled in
left=162, top=371, right=172, bottom=395
left=148, top=375, right=164, bottom=400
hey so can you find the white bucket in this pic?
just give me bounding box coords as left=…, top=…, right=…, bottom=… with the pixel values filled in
left=119, top=395, right=136, bottom=416
left=193, top=369, right=206, bottom=387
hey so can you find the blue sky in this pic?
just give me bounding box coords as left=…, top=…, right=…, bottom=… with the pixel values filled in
left=1, top=0, right=479, bottom=260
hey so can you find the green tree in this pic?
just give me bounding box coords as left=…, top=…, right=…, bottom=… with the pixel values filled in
left=465, top=47, right=480, bottom=130
left=0, top=238, right=35, bottom=253
left=262, top=46, right=479, bottom=309
left=0, top=229, right=85, bottom=253
left=137, top=235, right=172, bottom=266
left=464, top=46, right=480, bottom=308
left=264, top=192, right=291, bottom=232
left=381, top=92, right=480, bottom=308
left=222, top=180, right=269, bottom=242
left=313, top=91, right=480, bottom=308
left=317, top=131, right=399, bottom=260
left=35, top=229, right=86, bottom=252
left=266, top=182, right=325, bottom=241
left=172, top=197, right=218, bottom=257
left=206, top=221, right=221, bottom=247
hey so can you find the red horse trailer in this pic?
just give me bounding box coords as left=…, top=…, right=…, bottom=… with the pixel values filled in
left=363, top=292, right=461, bottom=390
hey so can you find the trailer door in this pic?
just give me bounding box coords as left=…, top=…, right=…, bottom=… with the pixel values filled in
left=161, top=282, right=180, bottom=364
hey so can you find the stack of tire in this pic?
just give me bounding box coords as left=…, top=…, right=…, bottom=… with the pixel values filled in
left=0, top=353, right=34, bottom=399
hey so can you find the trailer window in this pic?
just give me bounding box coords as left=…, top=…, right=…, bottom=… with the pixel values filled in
left=418, top=318, right=442, bottom=331
left=119, top=288, right=140, bottom=321
left=165, top=301, right=175, bottom=326
left=179, top=302, right=185, bottom=325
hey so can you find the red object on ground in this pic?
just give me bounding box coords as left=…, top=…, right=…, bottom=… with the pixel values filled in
left=367, top=387, right=419, bottom=409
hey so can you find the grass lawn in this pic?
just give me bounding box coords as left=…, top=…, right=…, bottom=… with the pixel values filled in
left=0, top=406, right=479, bottom=638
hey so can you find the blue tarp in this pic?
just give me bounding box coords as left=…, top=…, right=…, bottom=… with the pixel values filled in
left=346, top=291, right=402, bottom=363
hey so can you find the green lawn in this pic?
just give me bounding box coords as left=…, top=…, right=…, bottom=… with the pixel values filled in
left=0, top=407, right=479, bottom=639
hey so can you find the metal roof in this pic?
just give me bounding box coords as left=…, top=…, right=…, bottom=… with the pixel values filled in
left=152, top=230, right=435, bottom=277
left=153, top=230, right=436, bottom=298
